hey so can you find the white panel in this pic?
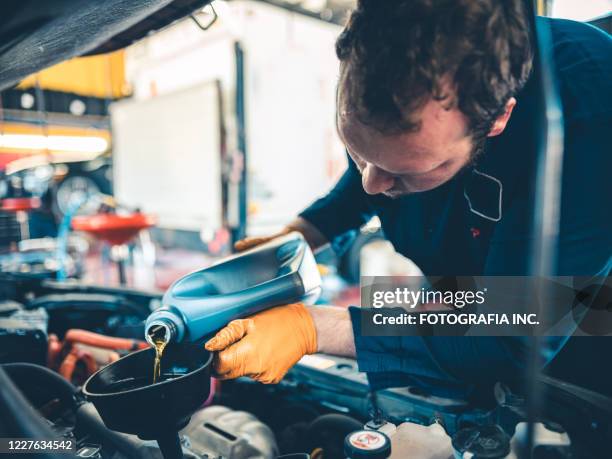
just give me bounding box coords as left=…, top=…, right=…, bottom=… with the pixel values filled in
left=110, top=82, right=221, bottom=232
left=239, top=2, right=348, bottom=234
left=551, top=0, right=611, bottom=21
left=122, top=1, right=348, bottom=236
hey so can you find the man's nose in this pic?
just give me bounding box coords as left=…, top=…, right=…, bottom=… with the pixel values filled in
left=362, top=163, right=394, bottom=195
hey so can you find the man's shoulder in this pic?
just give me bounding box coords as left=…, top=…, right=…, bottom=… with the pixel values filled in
left=538, top=16, right=611, bottom=54
left=537, top=17, right=612, bottom=121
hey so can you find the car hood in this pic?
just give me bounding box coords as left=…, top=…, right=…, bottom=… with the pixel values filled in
left=0, top=0, right=211, bottom=91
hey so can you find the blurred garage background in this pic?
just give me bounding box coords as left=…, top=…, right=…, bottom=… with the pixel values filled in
left=0, top=1, right=610, bottom=458
left=0, top=0, right=609, bottom=293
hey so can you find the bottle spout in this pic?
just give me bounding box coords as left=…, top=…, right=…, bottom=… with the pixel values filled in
left=145, top=319, right=178, bottom=347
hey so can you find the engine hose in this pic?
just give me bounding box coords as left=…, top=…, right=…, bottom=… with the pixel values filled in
left=64, top=329, right=148, bottom=351
left=58, top=348, right=99, bottom=383
left=1, top=362, right=79, bottom=411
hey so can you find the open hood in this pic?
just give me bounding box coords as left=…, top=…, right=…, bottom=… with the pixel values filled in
left=0, top=0, right=212, bottom=91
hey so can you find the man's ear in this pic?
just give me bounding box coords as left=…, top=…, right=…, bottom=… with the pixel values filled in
left=488, top=97, right=516, bottom=137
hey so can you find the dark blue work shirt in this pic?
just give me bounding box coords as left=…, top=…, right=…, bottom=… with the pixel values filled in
left=300, top=18, right=612, bottom=395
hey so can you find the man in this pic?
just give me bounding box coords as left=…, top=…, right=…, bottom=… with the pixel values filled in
left=205, top=0, right=612, bottom=396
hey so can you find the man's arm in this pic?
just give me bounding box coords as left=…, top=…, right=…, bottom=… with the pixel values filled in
left=204, top=300, right=516, bottom=390
left=308, top=305, right=356, bottom=357
left=236, top=155, right=373, bottom=252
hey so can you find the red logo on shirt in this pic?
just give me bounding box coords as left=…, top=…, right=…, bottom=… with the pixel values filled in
left=470, top=227, right=481, bottom=238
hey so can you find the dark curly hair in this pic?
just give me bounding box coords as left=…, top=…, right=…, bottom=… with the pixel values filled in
left=336, top=0, right=533, bottom=139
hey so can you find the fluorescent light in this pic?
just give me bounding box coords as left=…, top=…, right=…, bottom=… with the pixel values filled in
left=0, top=134, right=108, bottom=154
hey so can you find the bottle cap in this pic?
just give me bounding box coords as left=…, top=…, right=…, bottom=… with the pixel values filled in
left=344, top=430, right=391, bottom=459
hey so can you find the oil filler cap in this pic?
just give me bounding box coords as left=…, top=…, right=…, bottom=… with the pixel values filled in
left=344, top=430, right=391, bottom=459
left=451, top=424, right=510, bottom=458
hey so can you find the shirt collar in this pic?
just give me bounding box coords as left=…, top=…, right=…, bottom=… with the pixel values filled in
left=463, top=168, right=504, bottom=222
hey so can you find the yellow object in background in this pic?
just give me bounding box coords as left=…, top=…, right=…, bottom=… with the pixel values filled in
left=18, top=50, right=128, bottom=99
left=1, top=52, right=121, bottom=161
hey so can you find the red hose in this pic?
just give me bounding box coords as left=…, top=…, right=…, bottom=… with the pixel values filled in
left=58, top=348, right=98, bottom=382
left=64, top=329, right=148, bottom=351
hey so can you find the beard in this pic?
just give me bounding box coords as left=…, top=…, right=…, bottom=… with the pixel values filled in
left=468, top=134, right=488, bottom=166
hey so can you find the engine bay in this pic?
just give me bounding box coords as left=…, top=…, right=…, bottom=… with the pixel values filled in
left=1, top=273, right=611, bottom=459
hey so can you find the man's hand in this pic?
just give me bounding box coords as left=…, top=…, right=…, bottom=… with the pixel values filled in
left=233, top=217, right=328, bottom=252
left=233, top=229, right=291, bottom=252
left=204, top=303, right=317, bottom=384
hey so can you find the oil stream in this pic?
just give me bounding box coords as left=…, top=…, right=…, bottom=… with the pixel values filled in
left=149, top=326, right=169, bottom=384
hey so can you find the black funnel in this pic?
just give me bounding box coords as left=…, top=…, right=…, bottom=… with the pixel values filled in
left=82, top=344, right=212, bottom=459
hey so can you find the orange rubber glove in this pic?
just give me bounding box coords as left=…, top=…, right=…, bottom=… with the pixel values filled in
left=204, top=303, right=317, bottom=384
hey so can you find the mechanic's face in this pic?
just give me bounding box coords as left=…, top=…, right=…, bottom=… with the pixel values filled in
left=337, top=75, right=514, bottom=197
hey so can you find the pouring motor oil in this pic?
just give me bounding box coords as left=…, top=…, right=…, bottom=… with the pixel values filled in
left=144, top=232, right=321, bottom=380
